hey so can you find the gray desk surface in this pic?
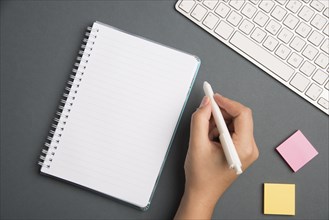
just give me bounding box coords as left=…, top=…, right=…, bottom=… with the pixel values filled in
left=1, top=1, right=328, bottom=219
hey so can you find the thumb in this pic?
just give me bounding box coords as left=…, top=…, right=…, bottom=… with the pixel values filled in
left=190, top=96, right=212, bottom=144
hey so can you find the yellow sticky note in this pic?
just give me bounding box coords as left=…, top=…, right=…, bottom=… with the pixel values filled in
left=264, top=183, right=295, bottom=215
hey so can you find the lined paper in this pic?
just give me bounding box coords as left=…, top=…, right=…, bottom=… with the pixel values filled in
left=41, top=21, right=200, bottom=208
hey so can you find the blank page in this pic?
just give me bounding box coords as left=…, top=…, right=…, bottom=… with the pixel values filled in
left=41, top=21, right=200, bottom=209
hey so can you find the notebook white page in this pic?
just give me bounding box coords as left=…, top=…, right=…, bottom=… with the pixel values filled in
left=40, top=21, right=200, bottom=209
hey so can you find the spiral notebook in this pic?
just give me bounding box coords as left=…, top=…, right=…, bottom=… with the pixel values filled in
left=38, top=21, right=200, bottom=210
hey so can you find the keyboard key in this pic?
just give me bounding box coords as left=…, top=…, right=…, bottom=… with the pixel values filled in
left=311, top=14, right=327, bottom=30
left=290, top=36, right=306, bottom=52
left=275, top=0, right=287, bottom=5
left=288, top=53, right=303, bottom=68
left=290, top=73, right=310, bottom=92
left=271, top=5, right=287, bottom=21
left=326, top=81, right=329, bottom=90
left=227, top=11, right=243, bottom=26
left=191, top=5, right=207, bottom=21
left=306, top=83, right=322, bottom=100
left=229, top=0, right=245, bottom=10
left=203, top=0, right=219, bottom=10
left=278, top=28, right=293, bottom=43
left=251, top=27, right=267, bottom=43
left=286, top=1, right=302, bottom=13
left=249, top=0, right=260, bottom=5
left=241, top=3, right=257, bottom=18
left=298, top=6, right=315, bottom=21
left=315, top=53, right=329, bottom=68
left=323, top=24, right=329, bottom=36
left=275, top=44, right=291, bottom=60
left=259, top=0, right=275, bottom=13
left=253, top=11, right=269, bottom=27
left=312, top=69, right=328, bottom=84
left=239, top=19, right=255, bottom=35
left=310, top=0, right=325, bottom=12
left=179, top=0, right=195, bottom=13
left=215, top=21, right=234, bottom=39
left=296, top=22, right=312, bottom=38
left=230, top=32, right=294, bottom=81
left=203, top=12, right=219, bottom=29
left=215, top=3, right=231, bottom=18
left=263, top=36, right=279, bottom=51
left=302, top=44, right=319, bottom=60
left=283, top=14, right=300, bottom=29
left=318, top=97, right=329, bottom=109
left=320, top=38, right=329, bottom=54
left=300, top=61, right=316, bottom=76
left=308, top=31, right=325, bottom=46
left=266, top=20, right=281, bottom=35
left=324, top=8, right=329, bottom=18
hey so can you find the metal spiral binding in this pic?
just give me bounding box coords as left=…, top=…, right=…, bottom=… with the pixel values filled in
left=38, top=25, right=99, bottom=168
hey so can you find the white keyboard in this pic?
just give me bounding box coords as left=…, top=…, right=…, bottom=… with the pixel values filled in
left=176, top=0, right=329, bottom=115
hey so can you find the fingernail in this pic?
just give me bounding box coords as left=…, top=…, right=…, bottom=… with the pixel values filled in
left=214, top=93, right=222, bottom=97
left=200, top=96, right=209, bottom=107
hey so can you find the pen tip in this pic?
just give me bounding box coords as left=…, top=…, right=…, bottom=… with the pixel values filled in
left=203, top=81, right=211, bottom=91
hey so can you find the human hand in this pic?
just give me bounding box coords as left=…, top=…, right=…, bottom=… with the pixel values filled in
left=175, top=94, right=259, bottom=219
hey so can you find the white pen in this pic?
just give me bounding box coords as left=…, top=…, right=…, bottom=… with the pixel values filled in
left=203, top=81, right=243, bottom=175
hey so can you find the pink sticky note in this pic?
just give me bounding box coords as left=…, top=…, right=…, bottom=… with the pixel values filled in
left=276, top=130, right=318, bottom=172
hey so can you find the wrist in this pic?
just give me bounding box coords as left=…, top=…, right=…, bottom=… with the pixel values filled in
left=175, top=190, right=217, bottom=220
left=183, top=187, right=219, bottom=210
left=184, top=176, right=233, bottom=206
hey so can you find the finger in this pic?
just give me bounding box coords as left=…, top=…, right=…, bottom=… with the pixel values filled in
left=214, top=93, right=245, bottom=117
left=211, top=97, right=233, bottom=123
left=214, top=93, right=253, bottom=136
left=190, top=96, right=212, bottom=144
left=209, top=110, right=230, bottom=130
left=219, top=106, right=231, bottom=121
